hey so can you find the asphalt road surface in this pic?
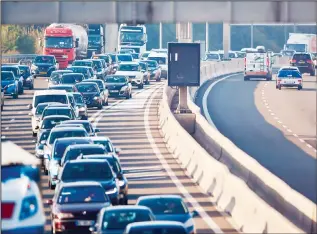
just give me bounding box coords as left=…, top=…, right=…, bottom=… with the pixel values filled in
left=195, top=73, right=317, bottom=203
left=1, top=78, right=237, bottom=234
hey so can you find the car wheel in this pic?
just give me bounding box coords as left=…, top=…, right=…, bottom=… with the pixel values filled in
left=32, top=131, right=37, bottom=137
left=126, top=93, right=130, bottom=99
left=278, top=85, right=281, bottom=90
left=30, top=83, right=34, bottom=90
left=298, top=85, right=302, bottom=90
left=105, top=99, right=109, bottom=106
left=310, top=70, right=315, bottom=76
left=13, top=93, right=18, bottom=99
left=1, top=105, right=3, bottom=111
left=138, top=84, right=143, bottom=89
left=44, top=167, right=48, bottom=175
left=49, top=180, right=55, bottom=190
left=130, top=93, right=132, bottom=98
left=124, top=196, right=128, bottom=205
left=98, top=103, right=103, bottom=110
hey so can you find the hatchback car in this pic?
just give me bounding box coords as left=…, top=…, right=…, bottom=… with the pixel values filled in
left=1, top=71, right=19, bottom=99
left=276, top=68, right=303, bottom=90
left=1, top=65, right=24, bottom=94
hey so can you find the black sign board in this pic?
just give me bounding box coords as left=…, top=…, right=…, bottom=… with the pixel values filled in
left=168, top=43, right=200, bottom=87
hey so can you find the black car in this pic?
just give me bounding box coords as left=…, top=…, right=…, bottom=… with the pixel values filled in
left=72, top=92, right=88, bottom=120
left=32, top=55, right=59, bottom=77
left=290, top=52, right=315, bottom=76
left=105, top=75, right=132, bottom=99
left=81, top=79, right=109, bottom=106
left=48, top=70, right=73, bottom=86
left=60, top=73, right=84, bottom=85
left=57, top=159, right=120, bottom=205
left=18, top=65, right=34, bottom=89
left=79, top=154, right=128, bottom=205
left=47, top=181, right=111, bottom=234
left=75, top=82, right=103, bottom=109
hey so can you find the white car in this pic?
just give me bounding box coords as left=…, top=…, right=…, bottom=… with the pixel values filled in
left=148, top=52, right=168, bottom=79
left=115, top=62, right=144, bottom=89
left=276, top=67, right=303, bottom=90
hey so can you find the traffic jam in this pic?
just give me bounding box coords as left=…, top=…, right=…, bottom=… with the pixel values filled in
left=1, top=46, right=198, bottom=233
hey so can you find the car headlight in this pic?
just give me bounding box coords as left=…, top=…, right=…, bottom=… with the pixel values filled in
left=26, top=77, right=32, bottom=81
left=106, top=187, right=118, bottom=195
left=120, top=86, right=127, bottom=91
left=57, top=213, right=74, bottom=219
left=93, top=96, right=99, bottom=100
left=36, top=149, right=44, bottom=155
left=19, top=196, right=38, bottom=220
left=118, top=180, right=125, bottom=187
left=79, top=107, right=86, bottom=112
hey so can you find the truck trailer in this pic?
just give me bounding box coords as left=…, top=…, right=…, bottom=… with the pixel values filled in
left=284, top=33, right=317, bottom=53
left=42, top=24, right=88, bottom=69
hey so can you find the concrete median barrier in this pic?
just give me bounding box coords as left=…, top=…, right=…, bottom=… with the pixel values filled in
left=159, top=59, right=316, bottom=233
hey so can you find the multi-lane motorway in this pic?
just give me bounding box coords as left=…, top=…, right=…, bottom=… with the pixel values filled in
left=195, top=73, right=317, bottom=203
left=1, top=78, right=237, bottom=234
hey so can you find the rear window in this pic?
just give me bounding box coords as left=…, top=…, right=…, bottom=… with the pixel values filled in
left=63, top=147, right=106, bottom=164
left=61, top=75, right=83, bottom=84
left=34, top=95, right=67, bottom=107
left=53, top=140, right=91, bottom=160
left=49, top=130, right=88, bottom=145
left=278, top=70, right=302, bottom=78
left=293, top=54, right=311, bottom=60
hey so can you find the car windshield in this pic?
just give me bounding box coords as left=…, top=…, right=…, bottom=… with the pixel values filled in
left=131, top=54, right=139, bottom=59
left=36, top=104, right=49, bottom=115
left=84, top=80, right=103, bottom=90
left=50, top=71, right=68, bottom=80
left=293, top=54, right=311, bottom=60
left=93, top=140, right=113, bottom=152
left=43, top=108, right=72, bottom=119
left=34, top=56, right=54, bottom=64
left=61, top=162, right=113, bottom=181
left=92, top=60, right=102, bottom=69
left=58, top=186, right=107, bottom=204
left=117, top=55, right=133, bottom=62
left=148, top=57, right=166, bottom=64
left=63, top=147, right=106, bottom=163
left=102, top=210, right=152, bottom=230
left=61, top=74, right=83, bottom=84
left=106, top=76, right=126, bottom=83
left=1, top=67, right=19, bottom=77
left=1, top=165, right=40, bottom=183
left=138, top=198, right=188, bottom=215
left=53, top=140, right=91, bottom=159
left=142, top=52, right=150, bottom=58
left=278, top=70, right=302, bottom=78
left=34, top=95, right=67, bottom=107
left=139, top=63, right=147, bottom=70
left=41, top=117, right=69, bottom=130
left=128, top=227, right=187, bottom=234
left=76, top=83, right=99, bottom=93
left=206, top=54, right=219, bottom=60
left=50, top=86, right=73, bottom=92
left=119, top=64, right=139, bottom=71
left=144, top=61, right=157, bottom=68
left=1, top=72, right=14, bottom=81
left=73, top=61, right=93, bottom=67
left=73, top=94, right=84, bottom=104
left=49, top=130, right=87, bottom=144
left=106, top=158, right=121, bottom=174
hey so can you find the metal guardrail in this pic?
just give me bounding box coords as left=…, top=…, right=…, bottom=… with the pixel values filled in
left=1, top=54, right=38, bottom=64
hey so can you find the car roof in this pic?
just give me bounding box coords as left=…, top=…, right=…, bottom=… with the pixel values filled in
left=62, top=73, right=84, bottom=76
left=60, top=181, right=102, bottom=188
left=1, top=71, right=14, bottom=74
left=62, top=120, right=90, bottom=124
left=51, top=127, right=86, bottom=132
left=137, top=195, right=182, bottom=201
left=72, top=92, right=82, bottom=96
left=1, top=65, right=19, bottom=68
left=127, top=221, right=185, bottom=229
left=76, top=82, right=98, bottom=86
left=42, top=115, right=70, bottom=120
left=50, top=84, right=74, bottom=88
left=44, top=106, right=71, bottom=110
left=55, top=137, right=92, bottom=143
left=102, top=205, right=152, bottom=212
left=35, top=55, right=55, bottom=58
left=279, top=66, right=299, bottom=70
left=18, top=65, right=29, bottom=68
left=117, top=54, right=133, bottom=56
left=119, top=61, right=139, bottom=65
left=52, top=70, right=72, bottom=73
left=90, top=136, right=111, bottom=141
left=82, top=79, right=102, bottom=82
left=67, top=144, right=105, bottom=149
left=70, top=66, right=90, bottom=69
left=82, top=154, right=118, bottom=160
left=74, top=60, right=92, bottom=63
left=66, top=158, right=110, bottom=164
left=148, top=52, right=167, bottom=58
left=34, top=90, right=67, bottom=96
left=37, top=102, right=61, bottom=107
left=55, top=124, right=83, bottom=128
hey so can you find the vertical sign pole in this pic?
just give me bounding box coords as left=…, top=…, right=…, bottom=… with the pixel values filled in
left=206, top=22, right=209, bottom=52
left=223, top=23, right=230, bottom=60
left=251, top=23, right=254, bottom=48
left=159, top=22, right=163, bottom=49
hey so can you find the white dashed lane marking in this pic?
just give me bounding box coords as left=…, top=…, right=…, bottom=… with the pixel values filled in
left=261, top=81, right=316, bottom=151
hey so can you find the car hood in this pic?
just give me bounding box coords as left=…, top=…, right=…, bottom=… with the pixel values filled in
left=1, top=80, right=15, bottom=87
left=154, top=214, right=190, bottom=223
left=106, top=82, right=127, bottom=90
left=56, top=202, right=109, bottom=213
left=34, top=63, right=54, bottom=67
left=80, top=92, right=99, bottom=97
left=115, top=71, right=140, bottom=76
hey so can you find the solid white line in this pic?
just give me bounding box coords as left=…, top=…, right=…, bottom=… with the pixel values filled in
left=278, top=120, right=283, bottom=124
left=287, top=129, right=292, bottom=133
left=202, top=74, right=238, bottom=130
left=293, top=134, right=298, bottom=137
left=299, top=139, right=305, bottom=143
left=274, top=117, right=279, bottom=120
left=145, top=89, right=224, bottom=233
left=270, top=113, right=275, bottom=116
left=282, top=125, right=287, bottom=128
left=306, top=144, right=313, bottom=148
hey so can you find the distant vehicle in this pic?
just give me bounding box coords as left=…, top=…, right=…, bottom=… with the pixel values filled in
left=18, top=65, right=34, bottom=89
left=72, top=92, right=88, bottom=119
left=142, top=60, right=161, bottom=82
left=115, top=62, right=144, bottom=89
left=151, top=48, right=168, bottom=54
left=276, top=68, right=303, bottom=90
left=60, top=120, right=100, bottom=136
left=47, top=181, right=111, bottom=234
left=1, top=65, right=24, bottom=94
left=1, top=71, right=19, bottom=99
left=204, top=52, right=221, bottom=62
left=120, top=49, right=135, bottom=54
left=147, top=52, right=167, bottom=79
left=136, top=195, right=198, bottom=234
left=2, top=141, right=45, bottom=234
left=42, top=23, right=88, bottom=69
left=40, top=105, right=77, bottom=122
left=85, top=59, right=107, bottom=79
left=131, top=53, right=140, bottom=61
left=139, top=61, right=151, bottom=84
left=48, top=70, right=73, bottom=87
left=67, top=66, right=94, bottom=79
left=91, top=54, right=113, bottom=74
left=72, top=59, right=93, bottom=68
left=81, top=79, right=109, bottom=106
left=57, top=159, right=120, bottom=205
left=117, top=54, right=134, bottom=63
left=31, top=55, right=59, bottom=78
left=124, top=221, right=189, bottom=234
left=90, top=206, right=155, bottom=233
left=75, top=82, right=104, bottom=109
left=87, top=24, right=105, bottom=57
left=48, top=84, right=78, bottom=93
left=60, top=73, right=84, bottom=85
left=244, top=49, right=273, bottom=81
left=140, top=51, right=151, bottom=60
left=290, top=52, right=315, bottom=76
left=284, top=33, right=316, bottom=54
left=281, top=50, right=295, bottom=57
left=118, top=24, right=147, bottom=54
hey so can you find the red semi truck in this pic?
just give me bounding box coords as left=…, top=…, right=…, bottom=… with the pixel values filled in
left=42, top=24, right=88, bottom=69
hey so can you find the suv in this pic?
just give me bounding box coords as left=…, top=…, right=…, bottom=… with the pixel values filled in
left=290, top=53, right=315, bottom=76
left=32, top=55, right=59, bottom=77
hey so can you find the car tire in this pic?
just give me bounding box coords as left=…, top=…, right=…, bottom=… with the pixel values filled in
left=29, top=84, right=34, bottom=90
left=49, top=180, right=55, bottom=190
left=105, top=99, right=109, bottom=106
left=126, top=93, right=130, bottom=99
left=278, top=85, right=282, bottom=90
left=44, top=167, right=48, bottom=175
left=13, top=93, right=18, bottom=99
left=32, top=131, right=37, bottom=137
left=138, top=84, right=143, bottom=89
left=98, top=103, right=103, bottom=110
left=130, top=93, right=132, bottom=99
left=1, top=105, right=3, bottom=111
left=310, top=70, right=315, bottom=76
left=298, top=85, right=302, bottom=90
left=244, top=76, right=249, bottom=81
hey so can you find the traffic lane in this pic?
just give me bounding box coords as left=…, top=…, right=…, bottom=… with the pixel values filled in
left=255, top=74, right=316, bottom=157
left=94, top=82, right=237, bottom=233
left=196, top=74, right=316, bottom=203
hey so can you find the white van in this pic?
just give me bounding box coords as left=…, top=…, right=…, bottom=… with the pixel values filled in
left=147, top=52, right=168, bottom=79
left=244, top=50, right=273, bottom=81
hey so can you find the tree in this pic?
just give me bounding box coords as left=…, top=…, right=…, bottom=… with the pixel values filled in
left=16, top=35, right=36, bottom=54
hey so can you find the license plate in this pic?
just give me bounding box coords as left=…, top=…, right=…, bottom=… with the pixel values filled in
left=299, top=61, right=305, bottom=64
left=76, top=220, right=94, bottom=226
left=40, top=71, right=46, bottom=74
left=110, top=90, right=119, bottom=93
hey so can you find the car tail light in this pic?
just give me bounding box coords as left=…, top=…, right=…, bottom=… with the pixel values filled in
left=306, top=60, right=313, bottom=64
left=266, top=57, right=269, bottom=67
left=1, top=202, right=15, bottom=219
left=298, top=79, right=302, bottom=83
left=277, top=79, right=281, bottom=83
left=291, top=59, right=296, bottom=63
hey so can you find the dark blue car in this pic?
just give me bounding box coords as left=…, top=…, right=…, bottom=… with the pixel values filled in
left=18, top=65, right=34, bottom=89
left=32, top=55, right=58, bottom=77
left=1, top=71, right=19, bottom=99
left=1, top=65, right=24, bottom=94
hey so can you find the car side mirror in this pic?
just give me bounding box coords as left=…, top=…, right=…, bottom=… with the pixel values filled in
left=89, top=226, right=96, bottom=232
left=46, top=199, right=53, bottom=205
left=40, top=140, right=46, bottom=145
left=75, top=41, right=79, bottom=48
left=35, top=126, right=39, bottom=130
left=191, top=210, right=199, bottom=218
left=27, top=104, right=32, bottom=109
left=115, top=148, right=121, bottom=154
left=95, top=128, right=100, bottom=133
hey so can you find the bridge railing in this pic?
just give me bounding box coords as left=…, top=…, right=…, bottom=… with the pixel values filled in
left=1, top=54, right=38, bottom=64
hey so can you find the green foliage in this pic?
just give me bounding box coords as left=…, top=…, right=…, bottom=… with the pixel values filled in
left=16, top=35, right=36, bottom=54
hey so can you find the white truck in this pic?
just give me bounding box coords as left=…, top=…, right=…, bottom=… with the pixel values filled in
left=284, top=33, right=317, bottom=54
left=117, top=24, right=147, bottom=55
left=244, top=46, right=273, bottom=81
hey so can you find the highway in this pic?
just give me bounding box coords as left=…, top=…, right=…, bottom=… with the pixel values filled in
left=1, top=78, right=237, bottom=234
left=195, top=73, right=317, bottom=203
